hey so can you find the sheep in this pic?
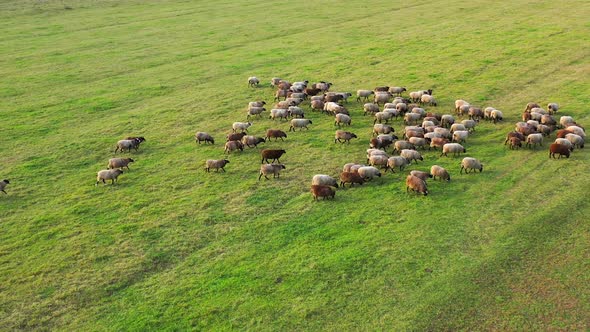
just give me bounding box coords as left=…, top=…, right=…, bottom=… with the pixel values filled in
left=248, top=101, right=266, bottom=108
left=422, top=120, right=436, bottom=129
left=429, top=137, right=449, bottom=150
left=274, top=89, right=289, bottom=101
left=241, top=135, right=266, bottom=148
left=389, top=86, right=407, bottom=96
left=441, top=114, right=455, bottom=128
left=265, top=129, right=287, bottom=141
left=232, top=121, right=252, bottom=133
left=270, top=77, right=282, bottom=88
left=205, top=159, right=230, bottom=173
left=357, top=166, right=382, bottom=181
left=452, top=130, right=469, bottom=144
left=491, top=109, right=504, bottom=123
left=508, top=137, right=523, bottom=150
left=396, top=103, right=408, bottom=115
left=527, top=120, right=540, bottom=130
left=559, top=116, right=575, bottom=128
left=440, top=143, right=466, bottom=157
left=368, top=154, right=389, bottom=168
left=536, top=124, right=552, bottom=137
left=547, top=103, right=559, bottom=114
left=334, top=130, right=358, bottom=144
left=450, top=123, right=467, bottom=133
left=366, top=149, right=388, bottom=162
left=504, top=131, right=525, bottom=145
left=374, top=91, right=393, bottom=105
left=409, top=91, right=424, bottom=103
left=274, top=100, right=295, bottom=109
left=310, top=185, right=336, bottom=200
left=259, top=164, right=286, bottom=180
left=311, top=100, right=325, bottom=112
left=408, top=137, right=428, bottom=150
left=247, top=107, right=266, bottom=119
left=566, top=126, right=586, bottom=138
left=554, top=138, right=574, bottom=151
left=364, top=103, right=380, bottom=116
left=269, top=108, right=289, bottom=121
left=305, top=87, right=322, bottom=96
left=393, top=140, right=415, bottom=153
left=430, top=165, right=451, bottom=182
left=224, top=140, right=244, bottom=153
left=115, top=139, right=140, bottom=153
left=335, top=113, right=352, bottom=127
left=357, top=90, right=375, bottom=102
left=410, top=170, right=432, bottom=181
left=261, top=149, right=286, bottom=163
left=373, top=124, right=394, bottom=136
left=383, top=108, right=401, bottom=119
left=526, top=133, right=544, bottom=149
left=125, top=136, right=146, bottom=148
left=324, top=93, right=344, bottom=103
left=96, top=169, right=124, bottom=185
left=530, top=111, right=543, bottom=122
left=411, top=107, right=425, bottom=116
left=314, top=82, right=332, bottom=92
left=420, top=94, right=437, bottom=106
left=406, top=175, right=428, bottom=196
left=248, top=76, right=260, bottom=87
left=285, top=97, right=303, bottom=106
left=541, top=114, right=557, bottom=127
left=404, top=112, right=422, bottom=125
left=289, top=119, right=312, bottom=131
left=455, top=99, right=470, bottom=114
left=460, top=157, right=483, bottom=174
left=343, top=163, right=365, bottom=173
left=433, top=127, right=452, bottom=139
left=324, top=101, right=344, bottom=114
left=524, top=102, right=540, bottom=112
left=0, top=179, right=9, bottom=194
left=311, top=175, right=339, bottom=188
left=226, top=132, right=246, bottom=142
left=108, top=158, right=134, bottom=170
left=374, top=111, right=394, bottom=124
left=386, top=156, right=409, bottom=173
left=565, top=133, right=584, bottom=149
left=483, top=107, right=495, bottom=120
left=400, top=149, right=423, bottom=163
left=195, top=132, right=215, bottom=144
left=339, top=172, right=365, bottom=187
left=549, top=143, right=570, bottom=159
left=515, top=122, right=536, bottom=136
left=458, top=104, right=471, bottom=117
left=286, top=106, right=304, bottom=119
left=468, top=107, right=483, bottom=121
left=461, top=119, right=477, bottom=132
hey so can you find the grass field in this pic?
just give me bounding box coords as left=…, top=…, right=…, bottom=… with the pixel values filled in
left=1, top=0, right=589, bottom=330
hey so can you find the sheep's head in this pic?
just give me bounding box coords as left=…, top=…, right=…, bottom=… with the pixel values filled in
left=2, top=179, right=9, bottom=184
left=224, top=160, right=230, bottom=164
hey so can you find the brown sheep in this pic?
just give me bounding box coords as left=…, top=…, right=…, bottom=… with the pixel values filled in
left=224, top=140, right=243, bottom=154
left=265, top=129, right=288, bottom=141
left=339, top=172, right=365, bottom=187
left=0, top=179, right=10, bottom=194
left=259, top=164, right=286, bottom=180
left=549, top=143, right=570, bottom=159
left=227, top=132, right=246, bottom=142
left=556, top=129, right=573, bottom=139
left=261, top=149, right=286, bottom=164
left=108, top=158, right=134, bottom=170
left=335, top=131, right=358, bottom=144
left=409, top=170, right=432, bottom=181
left=241, top=136, right=266, bottom=148
left=96, top=169, right=124, bottom=185
left=310, top=185, right=336, bottom=200
left=205, top=159, right=230, bottom=172
left=504, top=131, right=525, bottom=145
left=524, top=102, right=540, bottom=112
left=406, top=175, right=428, bottom=196
left=508, top=137, right=522, bottom=150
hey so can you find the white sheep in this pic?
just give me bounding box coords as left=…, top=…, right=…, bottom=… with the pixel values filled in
left=364, top=103, right=380, bottom=115
left=547, top=103, right=559, bottom=114
left=386, top=156, right=409, bottom=173
left=430, top=165, right=451, bottom=182
left=248, top=76, right=260, bottom=87
left=393, top=140, right=415, bottom=153
left=247, top=107, right=266, bottom=119
left=96, top=169, right=123, bottom=186
left=565, top=133, right=584, bottom=149
left=289, top=119, right=312, bottom=131
left=566, top=126, right=586, bottom=138
left=108, top=158, right=134, bottom=170
left=461, top=119, right=477, bottom=132
left=288, top=106, right=305, bottom=118
left=357, top=166, right=382, bottom=181
left=374, top=91, right=392, bottom=105
left=404, top=112, right=421, bottom=125
left=373, top=124, right=394, bottom=136
left=559, top=116, right=575, bottom=128
left=400, top=149, right=423, bottom=163
left=441, top=114, right=455, bottom=128
left=259, top=164, right=286, bottom=180
left=269, top=108, right=289, bottom=121
left=554, top=138, right=574, bottom=151
left=373, top=111, right=394, bottom=124
left=311, top=174, right=339, bottom=188
left=389, top=87, right=407, bottom=96
left=420, top=94, right=437, bottom=106
left=440, top=143, right=466, bottom=157
left=491, top=109, right=503, bottom=123
left=368, top=154, right=389, bottom=168
left=452, top=130, right=469, bottom=144
left=357, top=90, right=375, bottom=102
left=526, top=133, right=544, bottom=149
left=232, top=121, right=252, bottom=133
left=408, top=137, right=428, bottom=150
left=460, top=157, right=483, bottom=174
left=335, top=113, right=352, bottom=127
left=205, top=159, right=230, bottom=172
left=455, top=99, right=470, bottom=114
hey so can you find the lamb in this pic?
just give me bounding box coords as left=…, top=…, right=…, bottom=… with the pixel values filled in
left=108, top=158, right=134, bottom=170
left=452, top=130, right=469, bottom=144
left=406, top=175, right=428, bottom=196
left=373, top=111, right=394, bottom=124
left=115, top=139, right=140, bottom=153
left=247, top=107, right=266, bottom=119
left=373, top=124, right=394, bottom=136
left=364, top=103, right=380, bottom=115
left=311, top=175, right=339, bottom=188
left=430, top=165, right=451, bottom=182
left=289, top=119, right=313, bottom=131
left=224, top=140, right=244, bottom=153
left=549, top=143, right=570, bottom=159
left=339, top=172, right=365, bottom=187
left=232, top=121, right=252, bottom=133
left=389, top=87, right=407, bottom=96
left=310, top=185, right=336, bottom=200
left=525, top=133, right=543, bottom=149
left=357, top=166, right=382, bottom=181
left=440, top=143, right=466, bottom=157
left=334, top=130, right=358, bottom=144
left=420, top=94, right=437, bottom=106
left=357, top=90, right=375, bottom=102
left=265, top=129, right=287, bottom=141
left=565, top=133, right=584, bottom=149
left=96, top=169, right=124, bottom=185
left=241, top=135, right=266, bottom=148
left=261, top=149, right=286, bottom=163
left=205, top=159, right=230, bottom=172
left=269, top=108, right=289, bottom=121
left=0, top=179, right=9, bottom=194
left=460, top=157, right=483, bottom=174
left=410, top=170, right=432, bottom=181
left=400, top=149, right=423, bottom=163
left=195, top=132, right=215, bottom=144
left=259, top=164, right=286, bottom=180
left=226, top=132, right=246, bottom=142
left=386, top=156, right=409, bottom=172
left=547, top=103, right=559, bottom=114
left=248, top=76, right=260, bottom=87
left=335, top=113, right=352, bottom=127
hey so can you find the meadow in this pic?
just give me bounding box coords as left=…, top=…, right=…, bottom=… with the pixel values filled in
left=1, top=0, right=589, bottom=330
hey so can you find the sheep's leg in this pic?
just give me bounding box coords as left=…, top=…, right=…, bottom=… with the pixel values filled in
left=258, top=173, right=263, bottom=180
left=1, top=190, right=6, bottom=194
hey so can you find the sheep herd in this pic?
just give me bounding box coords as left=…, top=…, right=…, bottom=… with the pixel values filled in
left=87, top=76, right=585, bottom=203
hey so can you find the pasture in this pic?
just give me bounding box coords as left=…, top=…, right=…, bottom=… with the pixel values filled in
left=1, top=0, right=589, bottom=330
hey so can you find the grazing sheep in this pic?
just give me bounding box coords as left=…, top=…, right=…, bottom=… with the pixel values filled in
left=441, top=143, right=466, bottom=157
left=549, top=143, right=570, bottom=159
left=289, top=119, right=313, bottom=131
left=409, top=91, right=424, bottom=103
left=373, top=124, right=394, bottom=136
left=0, top=179, right=9, bottom=194
left=536, top=124, right=552, bottom=137
left=248, top=76, right=260, bottom=87
left=286, top=106, right=304, bottom=119
left=314, top=82, right=333, bottom=92
left=554, top=138, right=574, bottom=151
left=429, top=137, right=449, bottom=150
left=461, top=119, right=477, bottom=132
left=224, top=140, right=244, bottom=154
left=96, top=169, right=124, bottom=185
left=357, top=90, right=375, bottom=102
left=430, top=165, right=451, bottom=182
left=409, top=137, right=428, bottom=150
left=310, top=185, right=336, bottom=200
left=227, top=133, right=246, bottom=142
left=491, top=109, right=504, bottom=123
left=468, top=107, right=484, bottom=121
left=460, top=157, right=483, bottom=174
left=441, top=114, right=455, bottom=128
left=368, top=154, right=389, bottom=168
left=335, top=113, right=352, bottom=127
left=396, top=103, right=408, bottom=115
left=541, top=114, right=557, bottom=127
left=247, top=107, right=266, bottom=119
left=241, top=135, right=266, bottom=148
left=108, top=158, right=134, bottom=170
left=358, top=166, right=382, bottom=181
left=386, top=156, right=409, bottom=172
left=285, top=97, right=303, bottom=106
left=343, top=163, right=364, bottom=173
left=339, top=172, right=365, bottom=187
left=311, top=100, right=325, bottom=112
left=504, top=131, right=525, bottom=145
left=205, top=159, right=230, bottom=172
left=508, top=137, right=523, bottom=150
left=566, top=126, right=586, bottom=138
left=311, top=175, right=339, bottom=188
left=389, top=86, right=407, bottom=96
left=374, top=111, right=394, bottom=124
left=195, top=132, right=215, bottom=144
left=547, top=103, right=559, bottom=114
left=269, top=108, right=289, bottom=121
left=406, top=175, right=428, bottom=196
left=374, top=86, right=390, bottom=92
left=259, top=164, right=286, bottom=180
left=565, top=133, right=584, bottom=149
left=526, top=133, right=544, bottom=149
left=450, top=123, right=467, bottom=133
left=483, top=107, right=495, bottom=120
left=530, top=111, right=543, bottom=122
left=400, top=149, right=423, bottom=163
left=115, top=139, right=140, bottom=153
left=452, top=130, right=469, bottom=144
left=515, top=122, right=536, bottom=136
left=410, top=170, right=432, bottom=181
left=420, top=94, right=437, bottom=106
left=455, top=99, right=470, bottom=114
left=335, top=130, right=358, bottom=144
left=305, top=87, right=322, bottom=96
left=232, top=121, right=252, bottom=133
left=265, top=129, right=287, bottom=141
left=261, top=149, right=286, bottom=163
left=124, top=136, right=146, bottom=149
left=524, top=102, right=541, bottom=112
left=559, top=116, right=575, bottom=128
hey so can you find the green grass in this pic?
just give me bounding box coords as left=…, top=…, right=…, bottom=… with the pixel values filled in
left=1, top=0, right=589, bottom=330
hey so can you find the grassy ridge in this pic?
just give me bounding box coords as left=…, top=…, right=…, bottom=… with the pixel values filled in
left=1, top=0, right=589, bottom=330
